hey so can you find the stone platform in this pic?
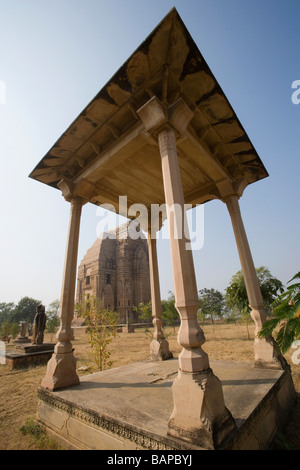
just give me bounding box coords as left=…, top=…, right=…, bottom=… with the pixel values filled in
left=1, top=343, right=55, bottom=369
left=36, top=359, right=296, bottom=451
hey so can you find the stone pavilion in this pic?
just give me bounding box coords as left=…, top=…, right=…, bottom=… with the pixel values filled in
left=29, top=8, right=295, bottom=450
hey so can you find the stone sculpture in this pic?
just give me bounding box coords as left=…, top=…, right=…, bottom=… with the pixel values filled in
left=32, top=304, right=47, bottom=345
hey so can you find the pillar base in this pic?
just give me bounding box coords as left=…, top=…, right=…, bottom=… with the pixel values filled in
left=167, top=368, right=236, bottom=449
left=13, top=336, right=31, bottom=344
left=149, top=339, right=173, bottom=361
left=253, top=336, right=287, bottom=370
left=40, top=351, right=79, bottom=391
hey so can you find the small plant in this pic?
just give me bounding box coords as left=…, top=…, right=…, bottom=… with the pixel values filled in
left=19, top=417, right=62, bottom=449
left=20, top=418, right=44, bottom=439
left=76, top=297, right=118, bottom=371
left=258, top=271, right=300, bottom=353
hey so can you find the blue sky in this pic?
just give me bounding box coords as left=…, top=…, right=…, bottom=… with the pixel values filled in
left=0, top=0, right=299, bottom=307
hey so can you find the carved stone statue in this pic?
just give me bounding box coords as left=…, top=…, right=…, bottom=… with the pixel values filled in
left=32, top=304, right=47, bottom=345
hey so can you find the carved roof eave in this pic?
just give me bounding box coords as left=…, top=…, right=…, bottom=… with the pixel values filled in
left=29, top=7, right=268, bottom=209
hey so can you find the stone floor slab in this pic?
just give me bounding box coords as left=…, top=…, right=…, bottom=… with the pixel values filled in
left=36, top=359, right=296, bottom=450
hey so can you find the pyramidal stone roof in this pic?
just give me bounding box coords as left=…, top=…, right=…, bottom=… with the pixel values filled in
left=80, top=221, right=146, bottom=265
left=29, top=8, right=268, bottom=213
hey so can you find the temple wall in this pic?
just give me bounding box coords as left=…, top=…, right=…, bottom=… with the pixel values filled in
left=76, top=224, right=151, bottom=323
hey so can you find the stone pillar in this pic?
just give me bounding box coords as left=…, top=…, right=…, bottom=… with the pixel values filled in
left=138, top=97, right=236, bottom=449
left=225, top=194, right=286, bottom=369
left=41, top=195, right=84, bottom=390
left=158, top=128, right=208, bottom=371
left=13, top=321, right=30, bottom=344
left=147, top=231, right=172, bottom=361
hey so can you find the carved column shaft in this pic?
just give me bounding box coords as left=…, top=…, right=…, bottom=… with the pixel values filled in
left=138, top=97, right=236, bottom=448
left=225, top=195, right=265, bottom=320
left=225, top=194, right=285, bottom=369
left=147, top=233, right=164, bottom=340
left=41, top=194, right=84, bottom=390
left=147, top=232, right=172, bottom=360
left=158, top=128, right=208, bottom=372
left=55, top=196, right=83, bottom=353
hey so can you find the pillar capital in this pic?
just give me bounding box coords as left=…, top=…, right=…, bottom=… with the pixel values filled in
left=137, top=96, right=194, bottom=140
left=57, top=178, right=88, bottom=205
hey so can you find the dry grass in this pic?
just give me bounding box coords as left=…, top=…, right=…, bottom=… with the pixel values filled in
left=0, top=322, right=299, bottom=450
left=74, top=321, right=257, bottom=371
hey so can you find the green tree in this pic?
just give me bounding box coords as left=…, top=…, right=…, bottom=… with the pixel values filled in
left=0, top=302, right=15, bottom=326
left=46, top=299, right=60, bottom=341
left=198, top=288, right=225, bottom=333
left=161, top=292, right=179, bottom=333
left=0, top=319, right=20, bottom=339
left=133, top=301, right=152, bottom=323
left=258, top=271, right=300, bottom=353
left=47, top=299, right=60, bottom=316
left=225, top=267, right=283, bottom=338
left=225, top=267, right=283, bottom=315
left=12, top=297, right=41, bottom=327
left=76, top=297, right=118, bottom=371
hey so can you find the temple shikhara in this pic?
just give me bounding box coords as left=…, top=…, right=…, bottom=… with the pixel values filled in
left=29, top=8, right=295, bottom=450
left=76, top=223, right=151, bottom=324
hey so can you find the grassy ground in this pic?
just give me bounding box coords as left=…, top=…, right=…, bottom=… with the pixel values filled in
left=0, top=322, right=299, bottom=450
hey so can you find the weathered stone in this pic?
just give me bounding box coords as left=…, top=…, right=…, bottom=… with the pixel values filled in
left=149, top=339, right=173, bottom=361
left=167, top=369, right=236, bottom=449
left=76, top=222, right=151, bottom=324
left=13, top=321, right=30, bottom=344
left=32, top=305, right=47, bottom=345
left=41, top=351, right=79, bottom=390
left=36, top=360, right=296, bottom=450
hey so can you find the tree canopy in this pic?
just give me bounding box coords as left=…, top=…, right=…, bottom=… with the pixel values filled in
left=161, top=291, right=179, bottom=331
left=198, top=288, right=225, bottom=323
left=12, top=297, right=41, bottom=325
left=133, top=301, right=152, bottom=322
left=0, top=302, right=15, bottom=326
left=46, top=299, right=60, bottom=337
left=135, top=292, right=179, bottom=332
left=225, top=267, right=283, bottom=316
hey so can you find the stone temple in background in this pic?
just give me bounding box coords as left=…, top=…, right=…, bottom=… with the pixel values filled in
left=76, top=222, right=151, bottom=323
